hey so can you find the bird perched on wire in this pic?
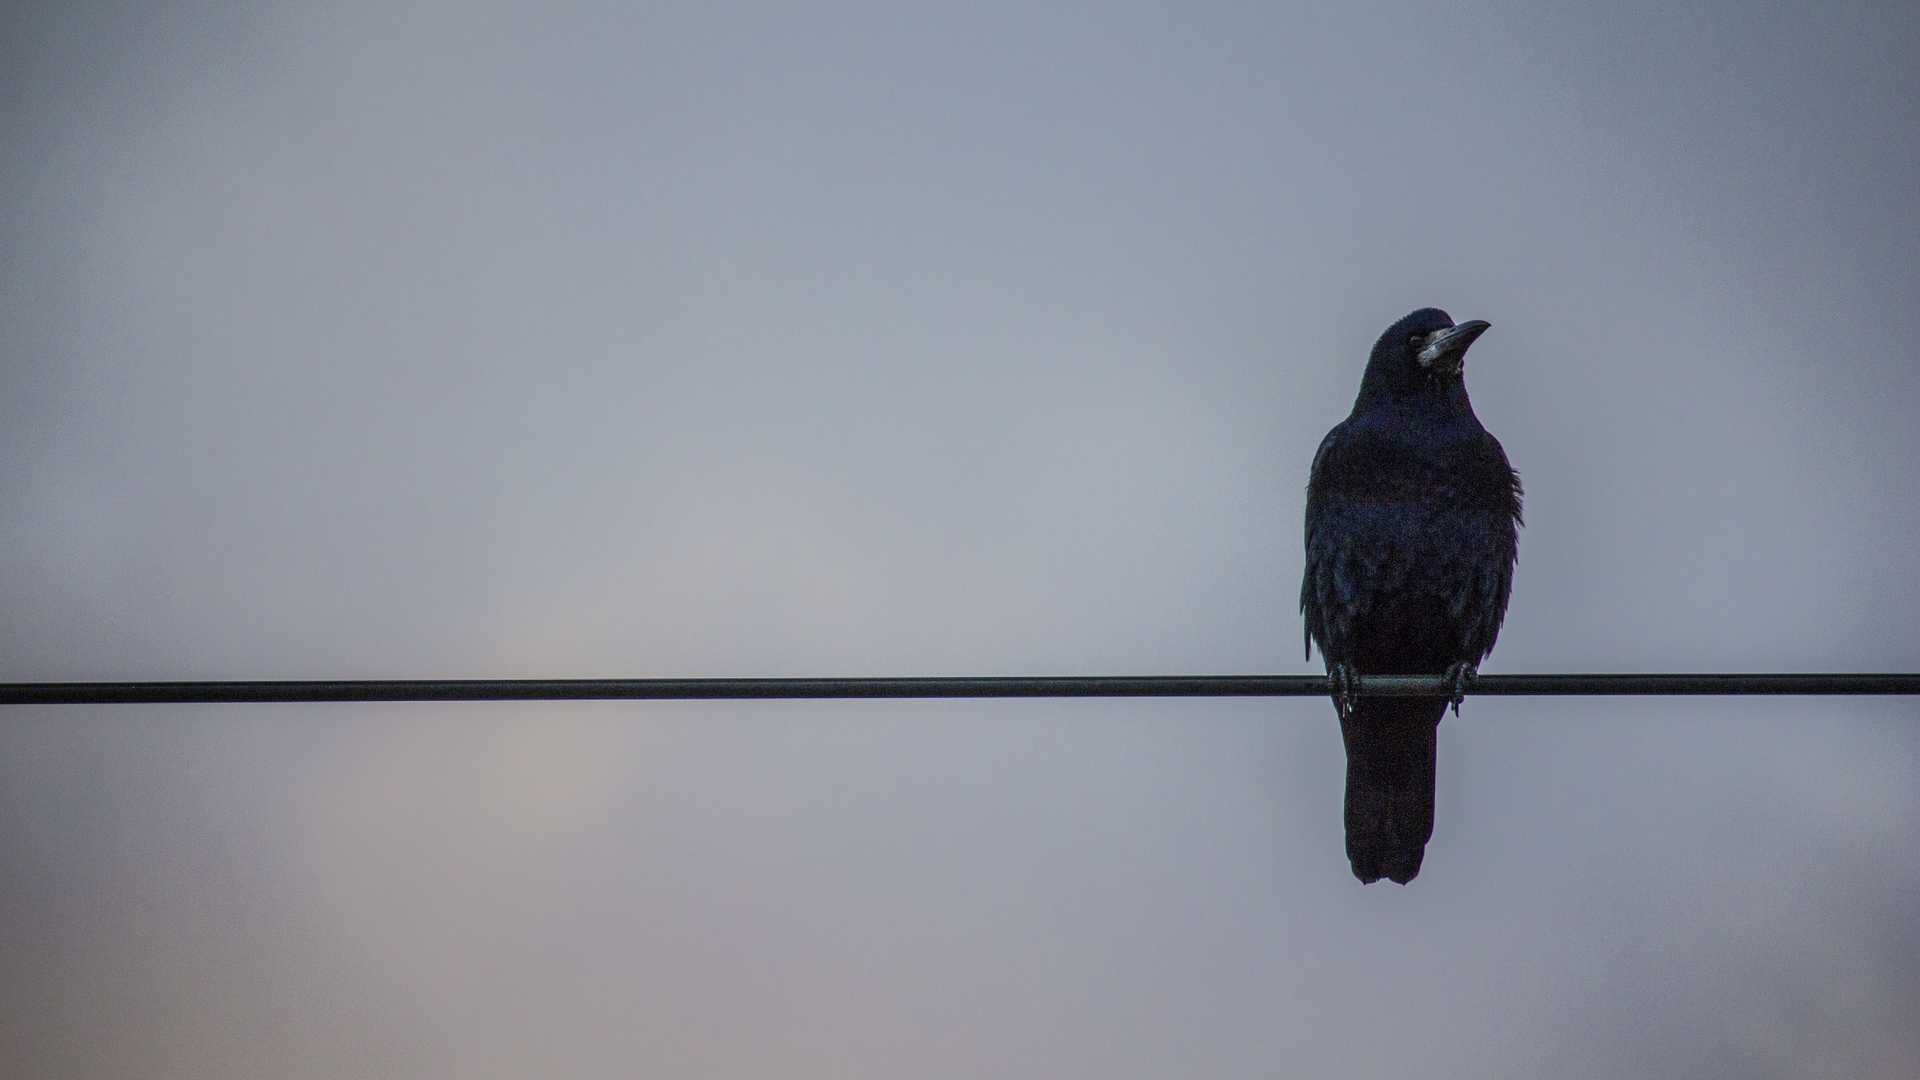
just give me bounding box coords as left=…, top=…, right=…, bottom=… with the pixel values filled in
left=1301, top=308, right=1521, bottom=884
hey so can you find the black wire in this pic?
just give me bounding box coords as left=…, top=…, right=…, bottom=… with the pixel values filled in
left=1, top=673, right=1916, bottom=705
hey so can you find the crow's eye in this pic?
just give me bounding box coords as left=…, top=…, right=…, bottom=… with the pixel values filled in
left=1408, top=334, right=1423, bottom=347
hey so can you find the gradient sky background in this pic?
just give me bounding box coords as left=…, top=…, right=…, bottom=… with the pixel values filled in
left=3, top=2, right=1917, bottom=1077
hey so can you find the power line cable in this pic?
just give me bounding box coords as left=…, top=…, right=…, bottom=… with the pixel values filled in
left=2, top=673, right=1916, bottom=705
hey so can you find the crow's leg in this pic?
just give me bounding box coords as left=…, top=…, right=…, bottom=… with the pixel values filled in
left=1329, top=662, right=1359, bottom=721
left=1442, top=661, right=1476, bottom=716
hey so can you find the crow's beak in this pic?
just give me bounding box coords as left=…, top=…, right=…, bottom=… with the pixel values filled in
left=1416, top=319, right=1490, bottom=374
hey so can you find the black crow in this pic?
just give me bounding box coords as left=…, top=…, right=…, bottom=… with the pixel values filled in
left=1301, top=308, right=1521, bottom=884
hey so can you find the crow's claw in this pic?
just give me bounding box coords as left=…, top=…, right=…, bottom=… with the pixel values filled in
left=1329, top=662, right=1359, bottom=721
left=1443, top=662, right=1476, bottom=716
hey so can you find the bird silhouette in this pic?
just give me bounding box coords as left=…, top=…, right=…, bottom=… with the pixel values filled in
left=1301, top=309, right=1521, bottom=883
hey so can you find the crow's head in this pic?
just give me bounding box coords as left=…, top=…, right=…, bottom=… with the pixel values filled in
left=1357, top=307, right=1490, bottom=405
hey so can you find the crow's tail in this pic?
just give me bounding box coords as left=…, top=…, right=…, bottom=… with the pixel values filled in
left=1340, top=697, right=1445, bottom=884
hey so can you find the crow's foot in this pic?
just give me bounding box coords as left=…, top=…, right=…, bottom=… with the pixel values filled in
left=1443, top=662, right=1476, bottom=716
left=1329, top=662, right=1359, bottom=721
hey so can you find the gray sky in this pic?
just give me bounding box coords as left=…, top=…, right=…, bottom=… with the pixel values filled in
left=3, top=2, right=1916, bottom=1077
